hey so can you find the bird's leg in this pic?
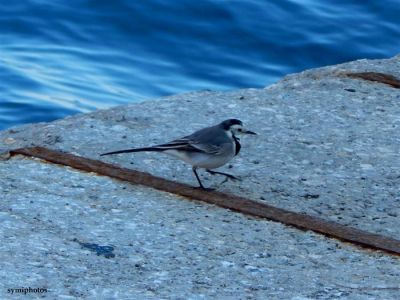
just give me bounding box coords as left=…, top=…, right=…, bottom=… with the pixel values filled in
left=206, top=169, right=241, bottom=181
left=192, top=167, right=206, bottom=189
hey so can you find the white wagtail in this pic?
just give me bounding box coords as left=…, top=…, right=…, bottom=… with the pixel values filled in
left=100, top=119, right=256, bottom=189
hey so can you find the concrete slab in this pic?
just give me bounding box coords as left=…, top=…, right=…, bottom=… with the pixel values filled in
left=1, top=55, right=400, bottom=299
left=1, top=156, right=399, bottom=299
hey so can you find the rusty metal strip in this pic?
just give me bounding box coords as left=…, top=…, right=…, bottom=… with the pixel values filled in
left=345, top=71, right=400, bottom=88
left=10, top=146, right=400, bottom=255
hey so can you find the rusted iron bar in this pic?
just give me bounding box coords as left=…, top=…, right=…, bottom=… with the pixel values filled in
left=345, top=72, right=400, bottom=88
left=10, top=146, right=400, bottom=255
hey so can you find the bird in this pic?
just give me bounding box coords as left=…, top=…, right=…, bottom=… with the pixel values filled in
left=100, top=119, right=256, bottom=189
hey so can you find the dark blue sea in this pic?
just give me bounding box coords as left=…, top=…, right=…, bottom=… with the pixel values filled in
left=1, top=0, right=399, bottom=130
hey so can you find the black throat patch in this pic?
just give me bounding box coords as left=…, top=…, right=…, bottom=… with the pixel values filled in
left=233, top=135, right=241, bottom=156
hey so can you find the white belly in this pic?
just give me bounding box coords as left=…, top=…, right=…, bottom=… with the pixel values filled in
left=164, top=149, right=234, bottom=169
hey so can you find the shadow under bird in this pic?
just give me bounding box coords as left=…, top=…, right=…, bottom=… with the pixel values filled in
left=100, top=119, right=256, bottom=189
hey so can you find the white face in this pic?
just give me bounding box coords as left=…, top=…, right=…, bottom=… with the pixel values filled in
left=229, top=124, right=256, bottom=136
left=230, top=124, right=245, bottom=136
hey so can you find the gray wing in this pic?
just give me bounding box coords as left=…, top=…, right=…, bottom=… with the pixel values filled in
left=155, top=136, right=221, bottom=155
left=153, top=124, right=231, bottom=155
left=181, top=125, right=232, bottom=155
left=188, top=139, right=222, bottom=155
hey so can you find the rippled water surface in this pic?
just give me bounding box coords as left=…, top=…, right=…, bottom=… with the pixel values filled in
left=1, top=0, right=400, bottom=129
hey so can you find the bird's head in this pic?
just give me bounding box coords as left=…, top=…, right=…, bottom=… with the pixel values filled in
left=220, top=119, right=257, bottom=137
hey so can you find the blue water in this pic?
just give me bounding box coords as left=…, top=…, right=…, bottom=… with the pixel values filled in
left=1, top=1, right=400, bottom=130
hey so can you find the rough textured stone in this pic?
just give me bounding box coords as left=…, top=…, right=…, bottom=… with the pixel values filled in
left=1, top=55, right=399, bottom=299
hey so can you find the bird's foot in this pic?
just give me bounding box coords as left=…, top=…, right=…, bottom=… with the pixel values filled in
left=199, top=187, right=216, bottom=192
left=224, top=174, right=241, bottom=181
left=206, top=170, right=241, bottom=181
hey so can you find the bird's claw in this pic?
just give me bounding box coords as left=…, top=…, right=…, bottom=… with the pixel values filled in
left=225, top=174, right=241, bottom=181
left=197, top=186, right=215, bottom=191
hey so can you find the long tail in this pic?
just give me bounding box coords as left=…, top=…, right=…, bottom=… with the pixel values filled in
left=100, top=147, right=164, bottom=156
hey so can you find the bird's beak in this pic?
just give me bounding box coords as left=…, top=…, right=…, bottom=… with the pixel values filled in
left=244, top=129, right=257, bottom=135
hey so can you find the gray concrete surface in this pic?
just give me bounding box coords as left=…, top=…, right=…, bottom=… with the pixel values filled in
left=1, top=55, right=400, bottom=299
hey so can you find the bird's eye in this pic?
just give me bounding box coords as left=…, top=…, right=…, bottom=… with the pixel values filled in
left=238, top=128, right=242, bottom=131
